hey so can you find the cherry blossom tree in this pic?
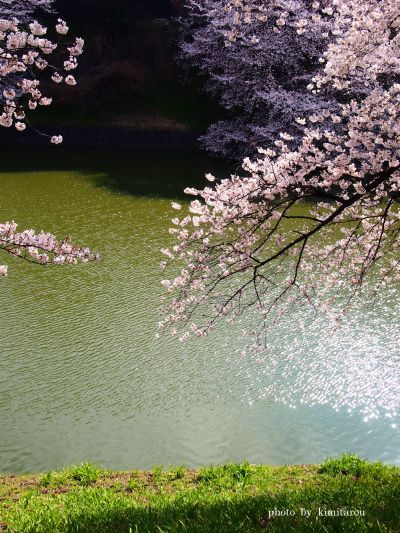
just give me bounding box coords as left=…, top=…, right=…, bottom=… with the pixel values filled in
left=0, top=0, right=84, bottom=143
left=179, top=0, right=337, bottom=158
left=162, top=0, right=400, bottom=347
left=0, top=1, right=94, bottom=277
left=0, top=0, right=53, bottom=22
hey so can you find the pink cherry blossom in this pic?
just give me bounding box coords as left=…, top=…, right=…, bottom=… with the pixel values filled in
left=55, top=18, right=68, bottom=35
left=0, top=1, right=84, bottom=143
left=0, top=221, right=99, bottom=277
left=65, top=75, right=76, bottom=86
left=50, top=135, right=63, bottom=144
left=163, top=0, right=400, bottom=348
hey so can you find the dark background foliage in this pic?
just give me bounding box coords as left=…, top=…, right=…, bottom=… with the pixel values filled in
left=30, top=0, right=222, bottom=134
left=54, top=0, right=180, bottom=105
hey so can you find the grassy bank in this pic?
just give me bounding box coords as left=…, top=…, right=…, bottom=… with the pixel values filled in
left=0, top=455, right=399, bottom=532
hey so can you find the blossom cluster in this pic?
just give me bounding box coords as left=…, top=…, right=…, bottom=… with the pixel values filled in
left=180, top=0, right=339, bottom=158
left=0, top=0, right=84, bottom=142
left=0, top=2, right=93, bottom=276
left=163, top=0, right=400, bottom=344
left=0, top=221, right=99, bottom=276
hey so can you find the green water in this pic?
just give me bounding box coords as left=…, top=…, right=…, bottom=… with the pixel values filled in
left=0, top=145, right=399, bottom=473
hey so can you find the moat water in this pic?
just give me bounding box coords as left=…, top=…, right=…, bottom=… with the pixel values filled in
left=0, top=145, right=398, bottom=473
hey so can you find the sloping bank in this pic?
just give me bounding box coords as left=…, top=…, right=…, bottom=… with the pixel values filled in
left=0, top=455, right=399, bottom=532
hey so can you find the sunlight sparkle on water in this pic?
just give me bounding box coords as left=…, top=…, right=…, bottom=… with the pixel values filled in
left=226, top=289, right=400, bottom=425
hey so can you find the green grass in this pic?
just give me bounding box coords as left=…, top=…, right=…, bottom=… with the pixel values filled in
left=0, top=454, right=399, bottom=532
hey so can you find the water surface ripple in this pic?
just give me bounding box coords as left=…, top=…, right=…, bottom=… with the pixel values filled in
left=0, top=146, right=398, bottom=473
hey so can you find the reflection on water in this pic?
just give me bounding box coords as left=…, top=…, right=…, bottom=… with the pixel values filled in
left=236, top=293, right=400, bottom=418
left=0, top=146, right=398, bottom=473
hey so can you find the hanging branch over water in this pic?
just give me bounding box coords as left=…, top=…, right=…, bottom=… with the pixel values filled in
left=0, top=1, right=95, bottom=277
left=162, top=0, right=400, bottom=347
left=0, top=222, right=99, bottom=277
